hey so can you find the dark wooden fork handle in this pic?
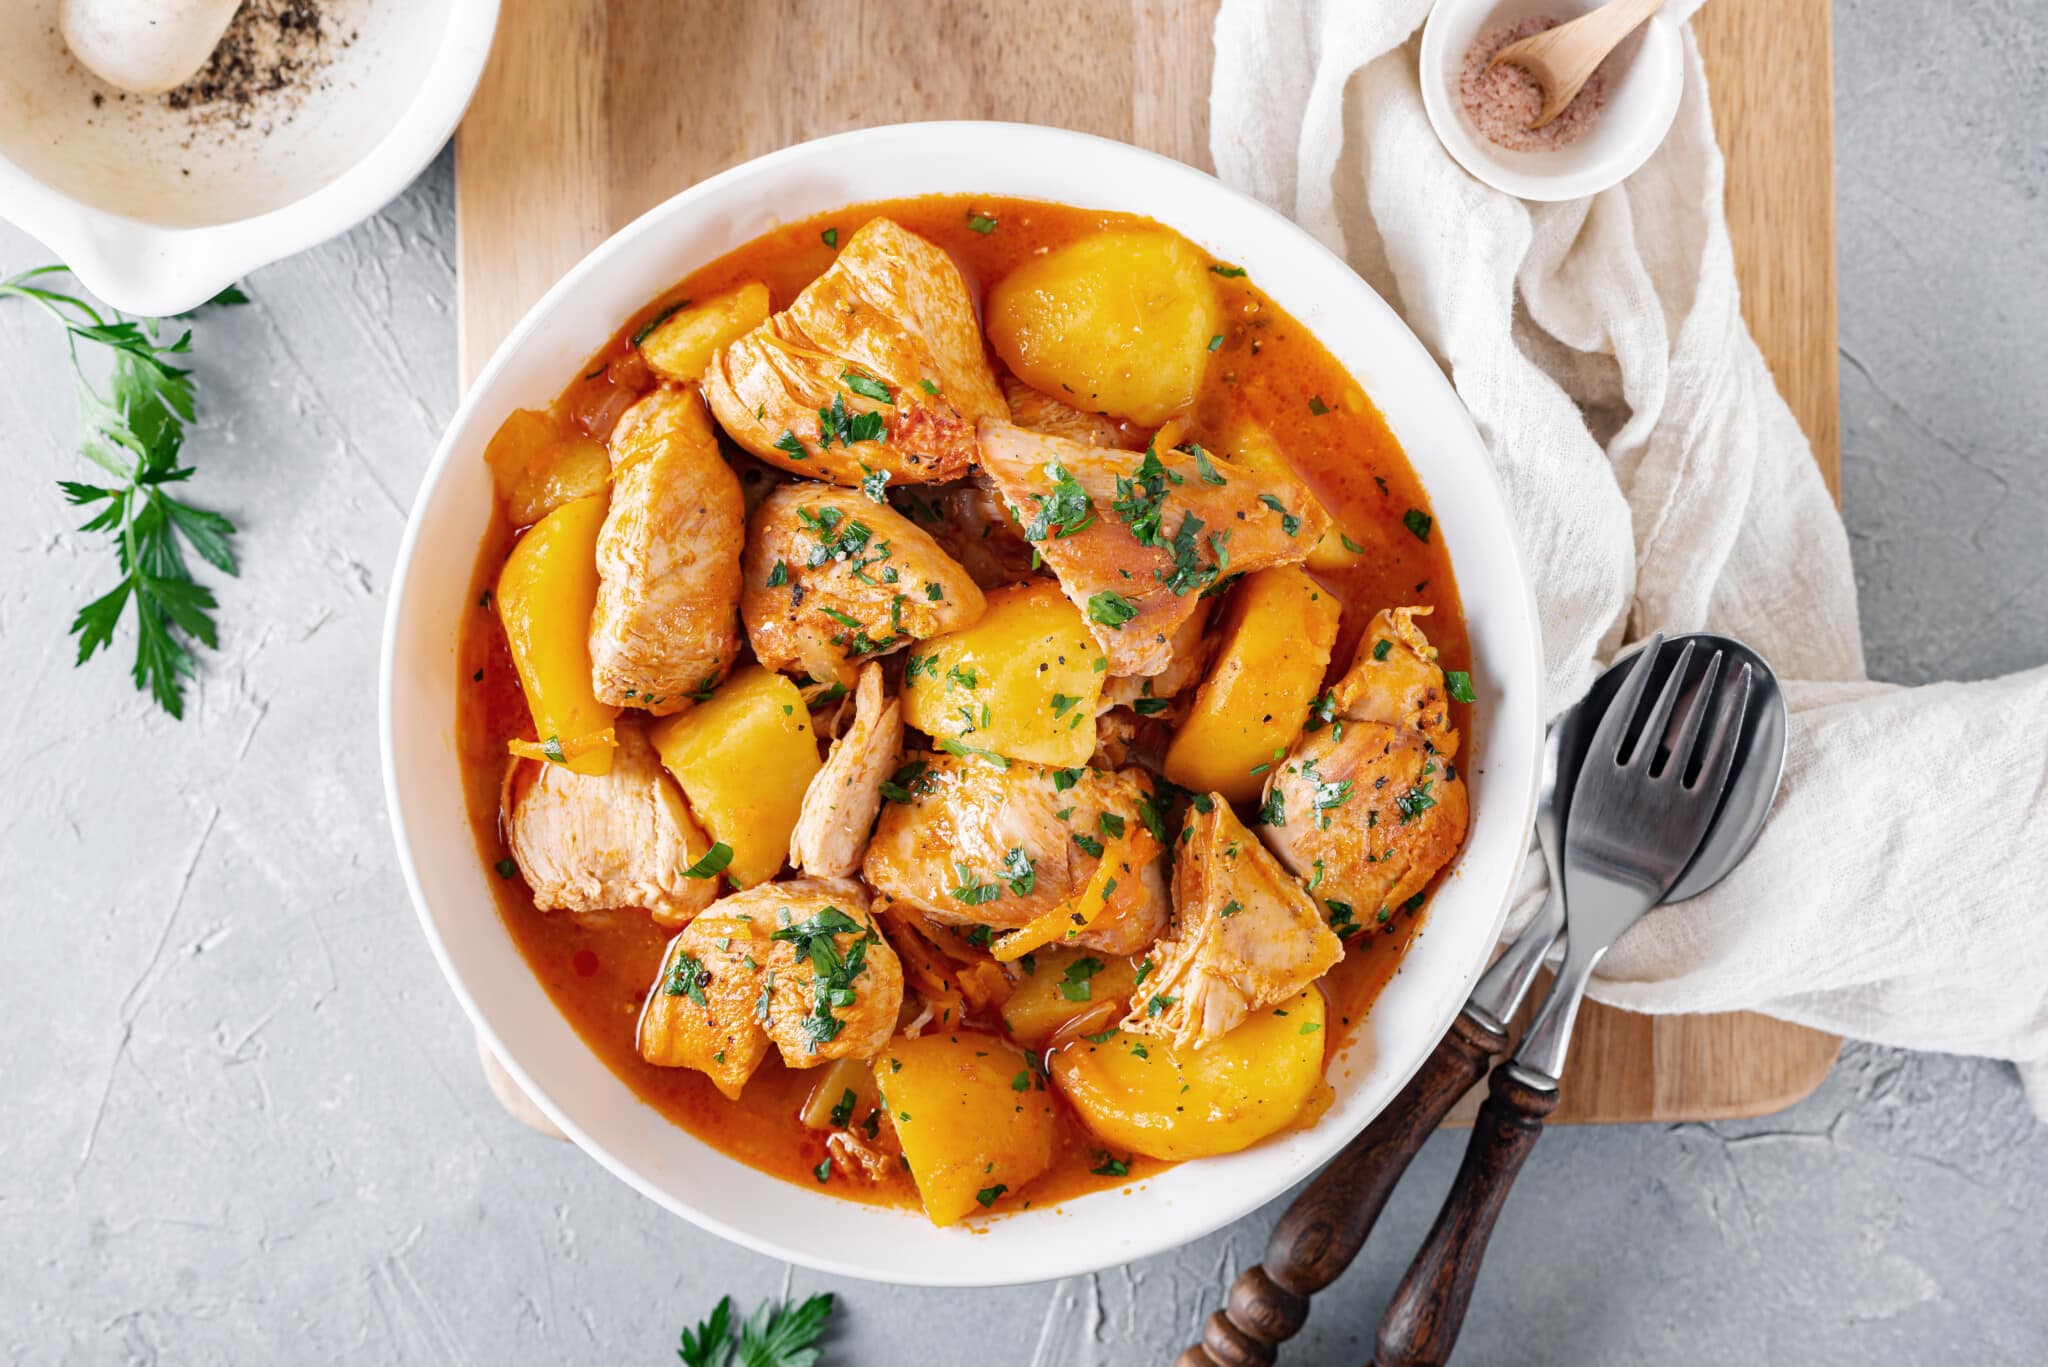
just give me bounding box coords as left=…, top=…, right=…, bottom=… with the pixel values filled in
left=1177, top=1010, right=1507, bottom=1367
left=1370, top=1065, right=1560, bottom=1367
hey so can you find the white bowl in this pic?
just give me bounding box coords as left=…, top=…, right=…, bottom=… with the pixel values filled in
left=0, top=0, right=499, bottom=316
left=1420, top=0, right=1684, bottom=202
left=380, top=121, right=1544, bottom=1286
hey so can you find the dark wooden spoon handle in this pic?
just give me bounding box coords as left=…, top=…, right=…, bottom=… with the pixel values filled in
left=1177, top=1010, right=1506, bottom=1367
left=1369, top=1065, right=1560, bottom=1367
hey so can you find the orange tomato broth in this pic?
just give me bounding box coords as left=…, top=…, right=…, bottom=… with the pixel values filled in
left=455, top=195, right=1471, bottom=1214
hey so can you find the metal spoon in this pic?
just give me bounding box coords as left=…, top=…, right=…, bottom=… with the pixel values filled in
left=1183, top=634, right=1787, bottom=1367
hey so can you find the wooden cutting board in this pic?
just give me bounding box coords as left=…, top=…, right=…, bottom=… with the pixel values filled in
left=454, top=0, right=1840, bottom=1126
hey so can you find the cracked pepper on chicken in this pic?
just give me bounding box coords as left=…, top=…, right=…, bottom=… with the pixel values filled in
left=456, top=197, right=1476, bottom=1226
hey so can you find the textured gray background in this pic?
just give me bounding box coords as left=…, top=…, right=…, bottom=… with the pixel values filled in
left=2, top=3, right=2044, bottom=1362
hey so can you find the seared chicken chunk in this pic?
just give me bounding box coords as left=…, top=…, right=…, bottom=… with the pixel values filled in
left=1261, top=607, right=1470, bottom=936
left=863, top=752, right=1168, bottom=955
left=638, top=877, right=903, bottom=1098
left=1002, top=374, right=1147, bottom=451
left=705, top=218, right=1005, bottom=486
left=790, top=664, right=903, bottom=877
left=502, top=718, right=720, bottom=926
left=589, top=387, right=745, bottom=713
left=901, top=474, right=1039, bottom=592
left=977, top=419, right=1329, bottom=676
left=1102, top=599, right=1213, bottom=712
left=1125, top=798, right=1341, bottom=1050
left=743, top=483, right=986, bottom=687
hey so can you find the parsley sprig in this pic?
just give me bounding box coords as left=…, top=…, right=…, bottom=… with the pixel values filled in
left=679, top=1291, right=835, bottom=1367
left=3, top=266, right=247, bottom=719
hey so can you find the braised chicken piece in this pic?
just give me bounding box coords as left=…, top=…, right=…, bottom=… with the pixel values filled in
left=902, top=474, right=1040, bottom=592
left=790, top=664, right=903, bottom=878
left=976, top=419, right=1329, bottom=676
left=588, top=387, right=745, bottom=712
left=1001, top=374, right=1148, bottom=451
left=637, top=877, right=903, bottom=1098
left=742, top=483, right=986, bottom=687
left=1260, top=606, right=1470, bottom=937
left=1101, top=599, right=1213, bottom=713
left=862, top=751, right=1168, bottom=956
left=705, top=218, right=1006, bottom=486
left=502, top=719, right=720, bottom=926
left=1125, top=798, right=1342, bottom=1051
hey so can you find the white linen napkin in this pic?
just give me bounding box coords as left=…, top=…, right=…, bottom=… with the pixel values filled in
left=1209, top=0, right=2048, bottom=1115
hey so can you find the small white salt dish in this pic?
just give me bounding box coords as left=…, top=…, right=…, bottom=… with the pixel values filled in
left=1420, top=0, right=1684, bottom=202
left=0, top=0, right=499, bottom=317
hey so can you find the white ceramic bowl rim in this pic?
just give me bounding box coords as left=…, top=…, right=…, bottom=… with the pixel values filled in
left=381, top=120, right=1544, bottom=1286
left=0, top=0, right=500, bottom=318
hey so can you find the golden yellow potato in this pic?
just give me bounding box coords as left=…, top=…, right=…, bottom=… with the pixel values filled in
left=1000, top=948, right=1141, bottom=1050
left=1051, top=989, right=1327, bottom=1161
left=647, top=666, right=820, bottom=888
left=637, top=282, right=771, bottom=384
left=1162, top=567, right=1342, bottom=803
left=483, top=409, right=612, bottom=528
left=987, top=228, right=1221, bottom=425
left=902, top=580, right=1106, bottom=768
left=496, top=495, right=618, bottom=776
left=873, top=1031, right=1057, bottom=1225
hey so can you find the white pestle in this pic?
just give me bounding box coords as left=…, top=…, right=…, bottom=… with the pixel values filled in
left=61, top=0, right=243, bottom=96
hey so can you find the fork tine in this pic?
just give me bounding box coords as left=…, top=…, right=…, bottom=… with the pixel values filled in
left=1627, top=640, right=1696, bottom=773
left=1587, top=633, right=1663, bottom=768
left=1665, top=650, right=1726, bottom=782
left=1688, top=662, right=1753, bottom=798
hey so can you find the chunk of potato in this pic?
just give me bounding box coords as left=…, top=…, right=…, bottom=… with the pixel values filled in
left=496, top=495, right=618, bottom=775
left=799, top=1055, right=882, bottom=1131
left=901, top=580, right=1106, bottom=768
left=873, top=1031, right=1057, bottom=1225
left=1050, top=988, right=1326, bottom=1161
left=483, top=408, right=612, bottom=527
left=647, top=666, right=820, bottom=888
left=986, top=228, right=1221, bottom=426
left=638, top=282, right=771, bottom=384
left=1162, top=567, right=1342, bottom=803
left=1000, top=947, right=1141, bottom=1050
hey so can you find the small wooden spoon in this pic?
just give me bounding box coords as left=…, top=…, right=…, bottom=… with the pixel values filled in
left=1491, top=0, right=1666, bottom=129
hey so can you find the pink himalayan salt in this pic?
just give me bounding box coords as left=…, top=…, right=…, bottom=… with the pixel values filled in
left=1459, top=14, right=1610, bottom=152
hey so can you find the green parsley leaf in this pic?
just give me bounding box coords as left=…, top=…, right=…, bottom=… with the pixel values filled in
left=1024, top=460, right=1097, bottom=540
left=773, top=429, right=809, bottom=462
left=682, top=843, right=735, bottom=879
left=1340, top=532, right=1366, bottom=554
left=949, top=863, right=1004, bottom=905
left=842, top=369, right=894, bottom=404
left=1373, top=638, right=1393, bottom=661
left=1091, top=1153, right=1132, bottom=1176
left=767, top=559, right=789, bottom=588
left=918, top=377, right=940, bottom=395
left=1403, top=508, right=1433, bottom=542
left=1446, top=670, right=1477, bottom=703
left=631, top=298, right=688, bottom=347
left=1072, top=832, right=1105, bottom=858
left=678, top=1295, right=736, bottom=1367
left=664, top=952, right=711, bottom=1006
left=1001, top=846, right=1037, bottom=897
left=1207, top=333, right=1224, bottom=352
left=821, top=227, right=839, bottom=248
left=937, top=737, right=1011, bottom=769
left=966, top=213, right=998, bottom=234
left=860, top=465, right=891, bottom=503
left=1307, top=394, right=1330, bottom=415
left=976, top=1183, right=1007, bottom=1207
left=1087, top=591, right=1138, bottom=628
left=1208, top=263, right=1247, bottom=278
left=493, top=858, right=518, bottom=880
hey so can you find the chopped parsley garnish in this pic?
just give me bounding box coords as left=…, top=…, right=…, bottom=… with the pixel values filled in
left=773, top=429, right=809, bottom=462
left=1326, top=899, right=1359, bottom=936
left=880, top=759, right=930, bottom=803
left=1134, top=958, right=1154, bottom=986
left=1300, top=1021, right=1323, bottom=1036
left=814, top=1158, right=833, bottom=1183
left=1051, top=767, right=1087, bottom=791
left=949, top=863, right=1004, bottom=906
left=1403, top=508, right=1433, bottom=542
left=829, top=1088, right=857, bottom=1128
left=1209, top=263, right=1247, bottom=278
left=1050, top=692, right=1080, bottom=716
left=1257, top=788, right=1286, bottom=827
left=1096, top=811, right=1127, bottom=839
left=975, top=1183, right=1007, bottom=1207
left=1001, top=847, right=1037, bottom=897
left=631, top=299, right=687, bottom=347
left=768, top=906, right=876, bottom=1052
left=817, top=391, right=886, bottom=448
left=1307, top=395, right=1330, bottom=415
left=1023, top=461, right=1097, bottom=540
left=1145, top=993, right=1177, bottom=1017
left=1161, top=512, right=1225, bottom=596
left=1258, top=492, right=1302, bottom=536
left=663, top=952, right=710, bottom=1006
left=842, top=368, right=894, bottom=404
left=966, top=213, right=998, bottom=234
left=1132, top=697, right=1171, bottom=715
left=1011, top=1069, right=1032, bottom=1092
left=1221, top=899, right=1243, bottom=918
left=1190, top=444, right=1228, bottom=486
left=1134, top=794, right=1169, bottom=844
left=1058, top=957, right=1105, bottom=1002
left=1111, top=448, right=1175, bottom=545
left=1071, top=832, right=1105, bottom=858
left=939, top=737, right=1011, bottom=769
left=1446, top=670, right=1477, bottom=703
left=682, top=842, right=734, bottom=880
left=859, top=465, right=891, bottom=503
left=1207, top=333, right=1224, bottom=352
left=1373, top=637, right=1393, bottom=661
left=493, top=858, right=517, bottom=880
left=541, top=735, right=567, bottom=764
left=1397, top=779, right=1438, bottom=823
left=766, top=559, right=788, bottom=588
left=1341, top=532, right=1366, bottom=554
left=918, top=377, right=940, bottom=395
left=821, top=227, right=839, bottom=248
left=1087, top=591, right=1138, bottom=628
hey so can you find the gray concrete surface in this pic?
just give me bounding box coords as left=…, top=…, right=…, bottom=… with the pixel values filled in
left=2, top=2, right=2044, bottom=1362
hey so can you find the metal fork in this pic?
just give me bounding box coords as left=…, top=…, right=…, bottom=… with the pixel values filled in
left=1370, top=636, right=1754, bottom=1367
